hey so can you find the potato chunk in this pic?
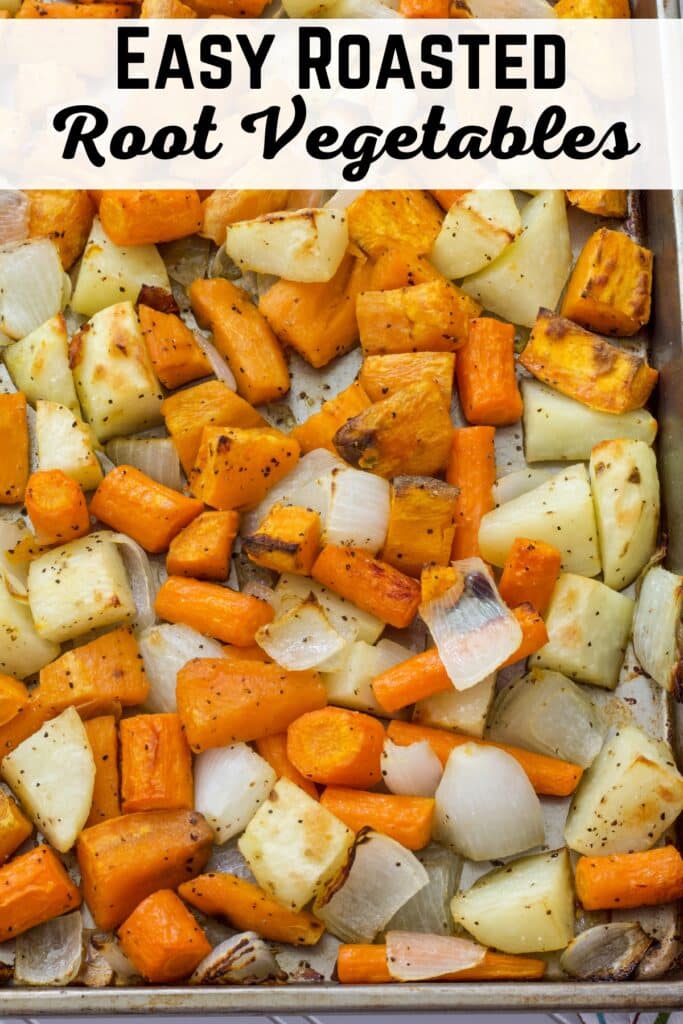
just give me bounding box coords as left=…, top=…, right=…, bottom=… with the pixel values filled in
left=430, top=189, right=521, bottom=279
left=35, top=400, right=103, bottom=492
left=4, top=315, right=78, bottom=413
left=224, top=208, right=348, bottom=283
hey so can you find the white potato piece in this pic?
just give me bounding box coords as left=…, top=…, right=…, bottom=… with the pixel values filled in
left=274, top=573, right=384, bottom=644
left=451, top=848, right=574, bottom=954
left=70, top=301, right=163, bottom=443
left=2, top=706, right=95, bottom=852
left=27, top=532, right=136, bottom=643
left=632, top=565, right=683, bottom=694
left=35, top=400, right=103, bottom=492
left=0, top=239, right=65, bottom=340
left=4, top=314, right=79, bottom=413
left=523, top=380, right=658, bottom=463
left=492, top=467, right=559, bottom=507
left=461, top=190, right=571, bottom=328
left=194, top=744, right=276, bottom=845
left=589, top=439, right=659, bottom=591
left=238, top=778, right=354, bottom=911
left=224, top=208, right=348, bottom=283
left=325, top=638, right=411, bottom=715
left=0, top=573, right=59, bottom=678
left=430, top=190, right=521, bottom=279
left=71, top=217, right=169, bottom=318
left=478, top=464, right=601, bottom=577
left=533, top=574, right=633, bottom=690
left=564, top=724, right=683, bottom=855
left=413, top=674, right=496, bottom=739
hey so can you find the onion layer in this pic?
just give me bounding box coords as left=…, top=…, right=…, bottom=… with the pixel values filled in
left=381, top=739, right=443, bottom=797
left=256, top=595, right=352, bottom=671
left=0, top=239, right=64, bottom=340
left=194, top=743, right=277, bottom=844
left=110, top=532, right=158, bottom=632
left=15, top=911, right=83, bottom=986
left=242, top=449, right=344, bottom=537
left=324, top=468, right=390, bottom=554
left=106, top=438, right=183, bottom=492
left=385, top=930, right=486, bottom=981
left=138, top=622, right=225, bottom=713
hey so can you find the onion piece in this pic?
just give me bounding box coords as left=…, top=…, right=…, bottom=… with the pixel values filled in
left=159, top=235, right=211, bottom=286
left=0, top=191, right=29, bottom=245
left=387, top=844, right=463, bottom=936
left=0, top=518, right=30, bottom=599
left=633, top=565, right=683, bottom=693
left=325, top=191, right=364, bottom=211
left=193, top=331, right=237, bottom=391
left=91, top=934, right=139, bottom=981
left=205, top=838, right=256, bottom=881
left=242, top=449, right=344, bottom=537
left=560, top=922, right=652, bottom=981
left=420, top=558, right=522, bottom=690
left=256, top=595, right=352, bottom=671
left=110, top=532, right=158, bottom=632
left=191, top=932, right=284, bottom=985
left=275, top=931, right=341, bottom=983
left=194, top=743, right=276, bottom=844
left=324, top=469, right=390, bottom=554
left=385, top=930, right=486, bottom=981
left=15, top=911, right=83, bottom=986
left=138, top=623, right=225, bottom=713
left=492, top=466, right=559, bottom=507
left=0, top=239, right=64, bottom=340
left=313, top=830, right=428, bottom=943
left=381, top=739, right=443, bottom=797
left=105, top=438, right=183, bottom=492
left=435, top=743, right=544, bottom=861
left=274, top=573, right=383, bottom=645
left=487, top=669, right=606, bottom=767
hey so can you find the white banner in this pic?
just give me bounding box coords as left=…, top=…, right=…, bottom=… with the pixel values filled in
left=0, top=18, right=681, bottom=188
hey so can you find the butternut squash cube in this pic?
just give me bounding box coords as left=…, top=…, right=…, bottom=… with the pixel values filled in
left=166, top=510, right=239, bottom=580
left=346, top=190, right=443, bottom=259
left=244, top=504, right=322, bottom=576
left=382, top=476, right=458, bottom=577
left=191, top=426, right=300, bottom=511
left=357, top=280, right=480, bottom=356
left=565, top=190, right=627, bottom=218
left=359, top=352, right=455, bottom=405
left=291, top=381, right=371, bottom=455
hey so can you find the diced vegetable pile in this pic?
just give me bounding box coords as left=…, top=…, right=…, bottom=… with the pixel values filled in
left=0, top=186, right=680, bottom=988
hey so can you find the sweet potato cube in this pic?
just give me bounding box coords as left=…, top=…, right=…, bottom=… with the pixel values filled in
left=561, top=228, right=653, bottom=336
left=357, top=280, right=480, bottom=356
left=0, top=392, right=29, bottom=505
left=520, top=310, right=657, bottom=414
left=382, top=476, right=458, bottom=577
left=120, top=713, right=193, bottom=814
left=346, top=191, right=443, bottom=258
left=77, top=808, right=213, bottom=930
left=0, top=792, right=32, bottom=863
left=99, top=191, right=202, bottom=246
left=334, top=380, right=453, bottom=478
left=84, top=715, right=121, bottom=826
left=138, top=305, right=211, bottom=390
left=359, top=353, right=455, bottom=405
left=368, top=246, right=441, bottom=291
left=0, top=675, right=29, bottom=727
left=26, top=190, right=94, bottom=270
left=565, top=191, right=627, bottom=218
left=292, top=381, right=371, bottom=454
left=555, top=0, right=629, bottom=15
left=161, top=380, right=264, bottom=476
left=244, top=504, right=321, bottom=575
left=166, top=510, right=239, bottom=581
left=190, top=426, right=300, bottom=511
left=118, top=889, right=211, bottom=982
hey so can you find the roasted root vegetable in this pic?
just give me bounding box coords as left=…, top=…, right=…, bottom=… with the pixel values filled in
left=357, top=280, right=479, bottom=356
left=455, top=318, right=523, bottom=426
left=359, top=352, right=455, bottom=405
left=372, top=647, right=450, bottom=713
left=0, top=392, right=29, bottom=505
left=446, top=426, right=495, bottom=560
left=200, top=190, right=290, bottom=245
left=632, top=565, right=683, bottom=694
left=90, top=465, right=202, bottom=554
left=254, top=733, right=319, bottom=800
left=333, top=380, right=453, bottom=478
left=118, top=888, right=211, bottom=983
left=0, top=844, right=81, bottom=942
left=413, top=675, right=497, bottom=740
left=224, top=207, right=348, bottom=283
left=77, top=808, right=213, bottom=930
left=25, top=469, right=90, bottom=545
left=574, top=847, right=683, bottom=911
left=346, top=190, right=443, bottom=259
left=26, top=189, right=94, bottom=269
left=561, top=228, right=653, bottom=336
left=120, top=713, right=193, bottom=813
left=176, top=657, right=326, bottom=751
left=244, top=504, right=321, bottom=575
left=84, top=715, right=121, bottom=826
left=501, top=604, right=548, bottom=667
left=35, top=400, right=103, bottom=493
left=430, top=189, right=521, bottom=279
left=0, top=675, right=29, bottom=727
left=138, top=304, right=211, bottom=390
left=381, top=477, right=458, bottom=577
left=520, top=309, right=658, bottom=414
left=179, top=873, right=325, bottom=945
left=498, top=538, right=562, bottom=615
left=337, top=944, right=546, bottom=983
left=287, top=707, right=384, bottom=788
left=99, top=190, right=202, bottom=247
left=189, top=278, right=290, bottom=405
left=155, top=576, right=274, bottom=648
left=190, top=426, right=300, bottom=511
left=4, top=314, right=79, bottom=413
left=166, top=510, right=239, bottom=581
left=312, top=544, right=421, bottom=628
left=0, top=791, right=32, bottom=863
left=565, top=190, right=628, bottom=218
left=319, top=788, right=434, bottom=850
left=0, top=574, right=60, bottom=680
left=292, top=382, right=371, bottom=454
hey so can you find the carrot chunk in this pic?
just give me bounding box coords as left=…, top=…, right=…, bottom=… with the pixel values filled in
left=254, top=733, right=319, bottom=800
left=166, top=510, right=239, bottom=581
left=575, top=847, right=683, bottom=911
left=25, top=469, right=90, bottom=545
left=0, top=792, right=32, bottom=864
left=84, top=715, right=121, bottom=826
left=0, top=845, right=80, bottom=942
left=446, top=426, right=496, bottom=560
left=17, top=2, right=134, bottom=16
left=120, top=713, right=193, bottom=814
left=312, top=545, right=421, bottom=629
left=0, top=393, right=29, bottom=505
left=287, top=707, right=384, bottom=789
left=399, top=0, right=450, bottom=17
left=138, top=305, right=212, bottom=390
left=320, top=787, right=434, bottom=850
left=155, top=576, right=273, bottom=647
left=118, top=889, right=211, bottom=982
left=372, top=647, right=450, bottom=713
left=99, top=191, right=202, bottom=246
left=337, top=944, right=545, bottom=983
left=456, top=318, right=523, bottom=426
left=0, top=697, right=53, bottom=757
left=498, top=538, right=562, bottom=615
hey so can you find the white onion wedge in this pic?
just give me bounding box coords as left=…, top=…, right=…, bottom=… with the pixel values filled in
left=632, top=565, right=683, bottom=694
left=106, top=438, right=183, bottom=492
left=194, top=743, right=276, bottom=844
left=110, top=532, right=158, bottom=633
left=191, top=932, right=283, bottom=985
left=435, top=743, right=544, bottom=861
left=273, top=573, right=383, bottom=645
left=0, top=573, right=59, bottom=678
left=15, top=911, right=83, bottom=986
left=381, top=739, right=442, bottom=797
left=387, top=845, right=462, bottom=936
left=324, top=469, right=390, bottom=553
left=256, top=595, right=351, bottom=671
left=0, top=518, right=29, bottom=599
left=420, top=558, right=522, bottom=690
left=0, top=239, right=64, bottom=339
left=138, top=623, right=225, bottom=713
left=385, top=931, right=486, bottom=981
left=194, top=331, right=237, bottom=390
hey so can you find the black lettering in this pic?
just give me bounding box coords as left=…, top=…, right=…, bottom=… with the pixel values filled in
left=298, top=27, right=331, bottom=89
left=421, top=35, right=453, bottom=88
left=601, top=121, right=640, bottom=159
left=200, top=35, right=231, bottom=89
left=242, top=94, right=308, bottom=158
left=457, top=33, right=489, bottom=89
left=52, top=105, right=108, bottom=167
left=155, top=35, right=193, bottom=89
left=534, top=35, right=565, bottom=89
left=338, top=35, right=370, bottom=89
left=496, top=34, right=526, bottom=89
left=306, top=124, right=342, bottom=157
left=237, top=34, right=274, bottom=89
left=192, top=105, right=223, bottom=159
left=117, top=26, right=149, bottom=90
left=110, top=125, right=151, bottom=159
left=376, top=35, right=414, bottom=89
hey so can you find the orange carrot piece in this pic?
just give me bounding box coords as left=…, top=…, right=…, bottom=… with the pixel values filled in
left=400, top=0, right=450, bottom=17
left=0, top=675, right=29, bottom=728
left=77, top=809, right=213, bottom=931
left=0, top=697, right=53, bottom=757
left=17, top=1, right=134, bottom=15
left=456, top=318, right=523, bottom=426
left=155, top=576, right=273, bottom=647
left=189, top=278, right=290, bottom=405
left=372, top=647, right=450, bottom=713
left=177, top=658, right=326, bottom=752
left=39, top=627, right=149, bottom=715
left=320, top=787, right=434, bottom=850
left=0, top=792, right=32, bottom=864
left=446, top=426, right=496, bottom=560
left=0, top=393, right=29, bottom=505
left=287, top=707, right=384, bottom=789
left=291, top=382, right=371, bottom=455
left=575, top=847, right=683, bottom=911
left=222, top=643, right=273, bottom=663
left=99, top=191, right=201, bottom=246
left=498, top=538, right=562, bottom=615
left=25, top=469, right=90, bottom=545
left=312, top=545, right=421, bottom=629
left=254, top=733, right=319, bottom=799
left=166, top=510, right=239, bottom=581
left=118, top=889, right=211, bottom=983
left=84, top=715, right=120, bottom=826
left=120, top=713, right=193, bottom=814
left=357, top=280, right=476, bottom=356
left=90, top=465, right=203, bottom=554
left=387, top=720, right=583, bottom=798
left=500, top=604, right=549, bottom=668
left=337, top=944, right=545, bottom=983
left=179, top=873, right=324, bottom=945
left=0, top=845, right=81, bottom=942
left=138, top=305, right=211, bottom=390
